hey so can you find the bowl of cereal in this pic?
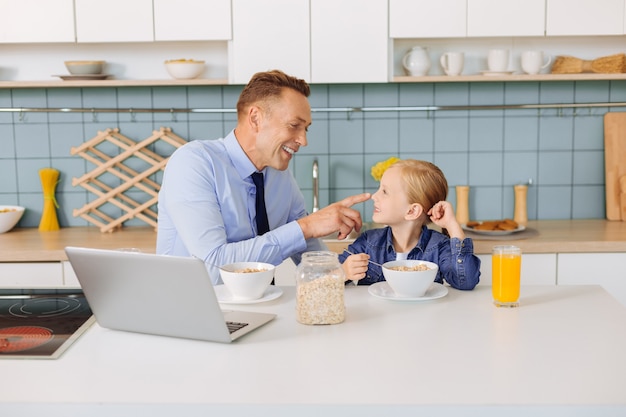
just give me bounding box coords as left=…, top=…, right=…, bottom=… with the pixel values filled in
left=219, top=261, right=275, bottom=301
left=0, top=205, right=25, bottom=233
left=382, top=260, right=438, bottom=298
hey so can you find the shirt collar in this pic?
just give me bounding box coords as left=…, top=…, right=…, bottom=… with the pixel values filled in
left=224, top=129, right=263, bottom=180
left=384, top=225, right=431, bottom=255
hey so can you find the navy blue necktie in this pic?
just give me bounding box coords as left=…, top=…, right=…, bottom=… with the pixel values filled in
left=251, top=172, right=270, bottom=235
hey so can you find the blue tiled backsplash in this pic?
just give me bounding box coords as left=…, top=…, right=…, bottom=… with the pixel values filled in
left=2, top=80, right=625, bottom=228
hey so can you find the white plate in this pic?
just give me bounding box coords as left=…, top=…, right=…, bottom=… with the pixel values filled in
left=368, top=282, right=448, bottom=301
left=461, top=223, right=526, bottom=236
left=54, top=74, right=111, bottom=80
left=480, top=70, right=515, bottom=76
left=215, top=285, right=283, bottom=304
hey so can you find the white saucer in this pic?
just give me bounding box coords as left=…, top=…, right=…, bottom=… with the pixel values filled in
left=368, top=282, right=448, bottom=301
left=480, top=70, right=515, bottom=76
left=54, top=74, right=111, bottom=80
left=215, top=285, right=283, bottom=304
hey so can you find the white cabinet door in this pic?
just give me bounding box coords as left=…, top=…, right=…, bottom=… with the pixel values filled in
left=75, top=0, right=153, bottom=42
left=0, top=0, right=75, bottom=43
left=154, top=0, right=231, bottom=41
left=547, top=0, right=625, bottom=36
left=389, top=0, right=467, bottom=38
left=477, top=253, right=557, bottom=286
left=0, top=263, right=64, bottom=288
left=62, top=261, right=81, bottom=289
left=558, top=253, right=626, bottom=307
left=230, top=0, right=310, bottom=84
left=467, top=0, right=545, bottom=37
left=311, top=0, right=388, bottom=83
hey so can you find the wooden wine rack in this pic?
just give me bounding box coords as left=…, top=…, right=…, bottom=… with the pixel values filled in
left=70, top=127, right=186, bottom=232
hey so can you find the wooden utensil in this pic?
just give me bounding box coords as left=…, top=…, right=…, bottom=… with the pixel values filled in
left=619, top=175, right=626, bottom=221
left=604, top=113, right=626, bottom=221
left=551, top=53, right=626, bottom=74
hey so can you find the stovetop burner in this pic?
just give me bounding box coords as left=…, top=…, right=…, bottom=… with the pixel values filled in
left=0, top=290, right=94, bottom=359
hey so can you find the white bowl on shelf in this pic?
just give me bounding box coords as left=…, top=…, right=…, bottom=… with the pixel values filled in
left=64, top=60, right=105, bottom=75
left=0, top=205, right=25, bottom=233
left=164, top=59, right=206, bottom=79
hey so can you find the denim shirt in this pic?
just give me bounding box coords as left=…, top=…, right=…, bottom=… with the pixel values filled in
left=338, top=226, right=480, bottom=290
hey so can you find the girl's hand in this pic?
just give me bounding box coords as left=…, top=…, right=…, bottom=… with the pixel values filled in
left=428, top=201, right=464, bottom=239
left=341, top=253, right=369, bottom=282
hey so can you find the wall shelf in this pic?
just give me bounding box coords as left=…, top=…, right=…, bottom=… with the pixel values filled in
left=1, top=74, right=625, bottom=89
left=0, top=78, right=230, bottom=89
left=393, top=73, right=626, bottom=83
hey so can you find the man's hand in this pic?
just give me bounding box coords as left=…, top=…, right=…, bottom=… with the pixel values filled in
left=298, top=193, right=371, bottom=240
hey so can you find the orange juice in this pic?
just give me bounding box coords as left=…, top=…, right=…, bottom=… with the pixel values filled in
left=492, top=246, right=521, bottom=307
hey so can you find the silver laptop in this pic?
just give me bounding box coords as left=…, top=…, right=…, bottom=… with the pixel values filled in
left=64, top=246, right=276, bottom=343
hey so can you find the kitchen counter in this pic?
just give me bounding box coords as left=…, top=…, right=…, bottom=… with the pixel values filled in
left=1, top=220, right=625, bottom=262
left=1, top=284, right=625, bottom=416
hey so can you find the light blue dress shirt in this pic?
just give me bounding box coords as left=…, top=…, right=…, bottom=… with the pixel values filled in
left=157, top=130, right=325, bottom=284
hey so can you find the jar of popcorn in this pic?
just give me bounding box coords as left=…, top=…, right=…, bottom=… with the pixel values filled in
left=295, top=251, right=345, bottom=325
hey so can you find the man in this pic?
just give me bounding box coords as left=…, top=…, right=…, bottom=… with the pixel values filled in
left=157, top=70, right=370, bottom=284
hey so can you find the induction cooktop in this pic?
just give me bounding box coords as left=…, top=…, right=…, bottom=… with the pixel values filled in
left=0, top=289, right=94, bottom=359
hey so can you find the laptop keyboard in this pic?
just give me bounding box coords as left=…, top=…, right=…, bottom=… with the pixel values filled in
left=226, top=321, right=249, bottom=334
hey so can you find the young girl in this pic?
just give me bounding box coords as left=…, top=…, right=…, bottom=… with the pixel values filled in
left=339, top=159, right=480, bottom=290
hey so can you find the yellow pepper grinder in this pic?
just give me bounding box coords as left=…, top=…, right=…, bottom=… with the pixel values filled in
left=39, top=167, right=60, bottom=231
left=455, top=185, right=470, bottom=225
left=513, top=184, right=528, bottom=226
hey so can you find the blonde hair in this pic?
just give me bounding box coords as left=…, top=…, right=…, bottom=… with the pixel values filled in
left=389, top=159, right=448, bottom=215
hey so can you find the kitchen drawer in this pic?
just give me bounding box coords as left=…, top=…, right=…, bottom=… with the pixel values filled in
left=558, top=253, right=626, bottom=307
left=62, top=261, right=81, bottom=289
left=477, top=253, right=557, bottom=286
left=0, top=262, right=64, bottom=288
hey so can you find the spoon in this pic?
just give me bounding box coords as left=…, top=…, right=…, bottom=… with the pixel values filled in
left=343, top=249, right=383, bottom=267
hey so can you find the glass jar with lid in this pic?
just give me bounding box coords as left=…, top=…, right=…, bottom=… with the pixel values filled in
left=295, top=251, right=345, bottom=325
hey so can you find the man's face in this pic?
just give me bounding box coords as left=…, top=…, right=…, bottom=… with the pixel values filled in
left=254, top=88, right=312, bottom=171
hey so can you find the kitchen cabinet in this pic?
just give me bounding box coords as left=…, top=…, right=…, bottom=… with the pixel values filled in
left=75, top=0, right=154, bottom=43
left=311, top=0, right=388, bottom=83
left=0, top=262, right=64, bottom=288
left=153, top=0, right=231, bottom=41
left=230, top=0, right=310, bottom=84
left=389, top=0, right=467, bottom=39
left=547, top=0, right=625, bottom=36
left=557, top=253, right=626, bottom=306
left=467, top=0, right=545, bottom=37
left=0, top=0, right=75, bottom=43
left=477, top=253, right=557, bottom=286
left=62, top=261, right=81, bottom=288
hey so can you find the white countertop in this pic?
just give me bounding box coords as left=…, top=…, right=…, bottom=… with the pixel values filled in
left=2, top=285, right=626, bottom=416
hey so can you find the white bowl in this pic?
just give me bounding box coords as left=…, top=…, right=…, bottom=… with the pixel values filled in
left=382, top=260, right=439, bottom=297
left=64, top=60, right=105, bottom=75
left=164, top=59, right=205, bottom=79
left=0, top=205, right=25, bottom=233
left=219, top=261, right=275, bottom=301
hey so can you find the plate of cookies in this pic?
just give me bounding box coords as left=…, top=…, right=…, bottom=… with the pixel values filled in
left=462, top=219, right=525, bottom=236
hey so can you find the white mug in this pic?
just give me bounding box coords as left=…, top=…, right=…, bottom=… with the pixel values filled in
left=521, top=51, right=552, bottom=75
left=487, top=49, right=510, bottom=72
left=440, top=52, right=464, bottom=76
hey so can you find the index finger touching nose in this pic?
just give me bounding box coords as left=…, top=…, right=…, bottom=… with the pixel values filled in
left=340, top=193, right=371, bottom=208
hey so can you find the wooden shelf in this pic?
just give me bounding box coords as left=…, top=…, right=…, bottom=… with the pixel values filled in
left=393, top=73, right=626, bottom=83
left=0, top=78, right=230, bottom=88
left=2, top=74, right=626, bottom=88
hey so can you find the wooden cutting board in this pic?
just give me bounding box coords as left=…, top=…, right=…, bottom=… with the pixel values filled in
left=605, top=113, right=626, bottom=221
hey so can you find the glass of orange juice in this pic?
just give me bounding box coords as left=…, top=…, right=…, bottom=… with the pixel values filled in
left=492, top=245, right=521, bottom=307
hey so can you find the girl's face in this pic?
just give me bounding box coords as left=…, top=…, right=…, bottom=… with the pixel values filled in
left=371, top=166, right=414, bottom=226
